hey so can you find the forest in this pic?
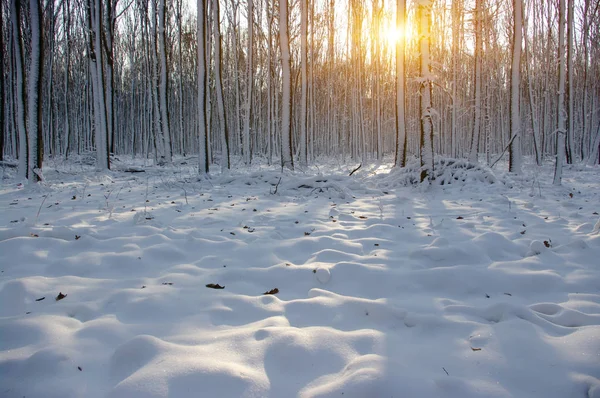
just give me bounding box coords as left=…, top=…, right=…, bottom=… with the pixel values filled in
left=1, top=1, right=600, bottom=397
left=1, top=0, right=599, bottom=181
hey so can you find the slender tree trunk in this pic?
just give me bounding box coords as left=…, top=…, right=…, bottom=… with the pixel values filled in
left=394, top=0, right=407, bottom=167
left=418, top=0, right=434, bottom=182
left=279, top=0, right=293, bottom=169
left=565, top=0, right=574, bottom=163
left=243, top=0, right=253, bottom=164
left=213, top=0, right=229, bottom=170
left=509, top=0, right=522, bottom=173
left=299, top=0, right=308, bottom=165
left=197, top=0, right=208, bottom=173
left=27, top=0, right=43, bottom=181
left=63, top=0, right=71, bottom=158
left=469, top=0, right=482, bottom=163
left=554, top=0, right=567, bottom=185
left=11, top=0, right=28, bottom=178
left=158, top=0, right=172, bottom=162
left=0, top=3, right=5, bottom=161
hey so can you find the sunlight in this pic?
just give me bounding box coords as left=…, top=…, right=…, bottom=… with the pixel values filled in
left=380, top=21, right=413, bottom=49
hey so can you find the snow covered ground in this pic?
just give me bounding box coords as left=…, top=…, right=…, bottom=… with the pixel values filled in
left=1, top=157, right=599, bottom=398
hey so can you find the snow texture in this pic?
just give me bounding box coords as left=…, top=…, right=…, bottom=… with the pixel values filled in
left=0, top=157, right=599, bottom=398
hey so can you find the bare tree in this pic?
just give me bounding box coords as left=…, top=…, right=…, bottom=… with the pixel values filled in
left=554, top=0, right=567, bottom=185
left=198, top=0, right=209, bottom=173
left=394, top=0, right=407, bottom=167
left=509, top=0, right=522, bottom=174
left=243, top=0, right=253, bottom=164
left=11, top=0, right=28, bottom=178
left=279, top=0, right=293, bottom=169
left=213, top=0, right=230, bottom=170
left=418, top=0, right=434, bottom=181
left=468, top=0, right=482, bottom=163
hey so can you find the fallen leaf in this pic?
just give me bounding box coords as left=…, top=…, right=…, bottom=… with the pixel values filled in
left=162, top=282, right=174, bottom=286
left=78, top=366, right=82, bottom=371
left=56, top=292, right=67, bottom=301
left=75, top=235, right=81, bottom=240
left=503, top=292, right=512, bottom=296
left=544, top=240, right=551, bottom=248
left=471, top=347, right=482, bottom=351
left=359, top=216, right=368, bottom=219
left=30, top=233, right=39, bottom=238
left=35, top=297, right=45, bottom=302
left=264, top=288, right=279, bottom=295
left=206, top=283, right=225, bottom=289
left=304, top=232, right=311, bottom=236
left=456, top=216, right=464, bottom=220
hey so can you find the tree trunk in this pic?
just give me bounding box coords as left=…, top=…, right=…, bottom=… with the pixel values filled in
left=469, top=0, right=482, bottom=163
left=158, top=0, right=172, bottom=162
left=553, top=0, right=567, bottom=185
left=198, top=0, right=209, bottom=173
left=394, top=0, right=407, bottom=167
left=279, top=0, right=293, bottom=169
left=418, top=0, right=434, bottom=182
left=509, top=0, right=522, bottom=174
left=213, top=0, right=230, bottom=170
left=27, top=0, right=43, bottom=181
left=243, top=0, right=253, bottom=164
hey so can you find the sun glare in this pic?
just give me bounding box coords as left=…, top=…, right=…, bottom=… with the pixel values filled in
left=381, top=22, right=413, bottom=48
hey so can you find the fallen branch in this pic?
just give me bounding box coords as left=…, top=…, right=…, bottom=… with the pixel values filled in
left=490, top=134, right=518, bottom=168
left=349, top=164, right=362, bottom=176
left=272, top=177, right=282, bottom=195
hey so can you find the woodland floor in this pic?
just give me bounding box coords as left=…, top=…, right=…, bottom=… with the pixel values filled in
left=1, top=156, right=599, bottom=397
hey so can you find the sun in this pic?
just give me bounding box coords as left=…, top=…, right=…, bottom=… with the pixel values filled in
left=380, top=21, right=413, bottom=49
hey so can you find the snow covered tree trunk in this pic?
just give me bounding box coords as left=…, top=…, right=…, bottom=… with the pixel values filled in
left=27, top=0, right=43, bottom=181
left=450, top=0, right=460, bottom=158
left=63, top=0, right=71, bottom=158
left=11, top=0, right=28, bottom=179
left=0, top=3, right=5, bottom=161
left=158, top=0, right=172, bottom=163
left=299, top=0, right=308, bottom=165
left=213, top=0, right=230, bottom=170
left=468, top=0, right=482, bottom=163
left=243, top=0, right=253, bottom=165
left=176, top=0, right=185, bottom=155
left=509, top=0, right=522, bottom=174
left=553, top=0, right=567, bottom=185
left=566, top=0, right=574, bottom=164
left=197, top=0, right=209, bottom=173
left=86, top=0, right=110, bottom=170
left=279, top=0, right=293, bottom=170
left=394, top=0, right=407, bottom=167
left=418, top=0, right=434, bottom=182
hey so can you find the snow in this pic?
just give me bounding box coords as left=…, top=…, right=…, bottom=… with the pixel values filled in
left=1, top=157, right=599, bottom=398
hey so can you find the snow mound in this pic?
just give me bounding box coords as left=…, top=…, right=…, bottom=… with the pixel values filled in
left=376, top=157, right=498, bottom=187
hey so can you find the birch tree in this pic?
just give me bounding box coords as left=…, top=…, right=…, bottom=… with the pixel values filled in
left=418, top=0, right=434, bottom=181
left=299, top=0, right=308, bottom=165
